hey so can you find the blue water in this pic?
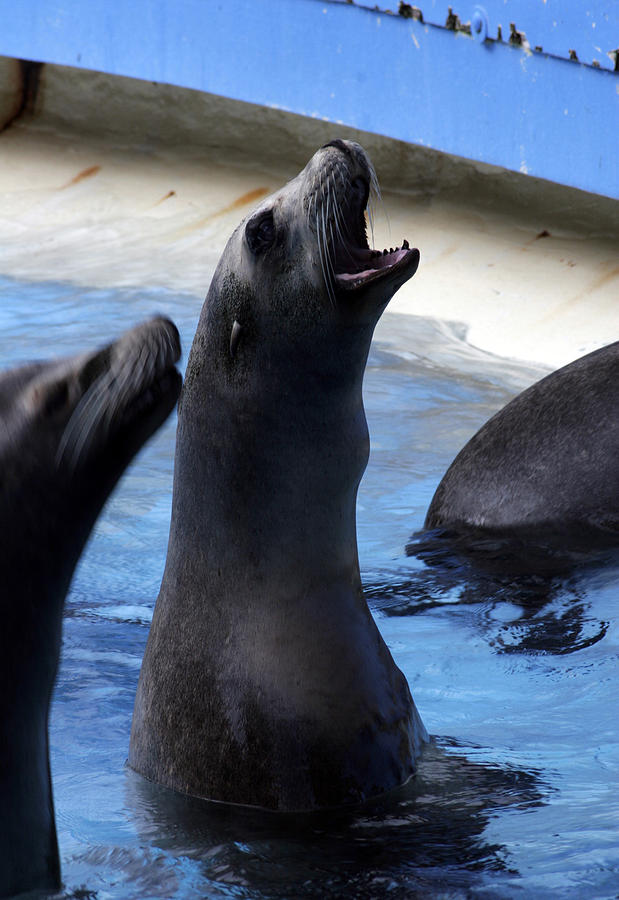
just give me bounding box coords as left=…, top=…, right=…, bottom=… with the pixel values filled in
left=1, top=275, right=618, bottom=899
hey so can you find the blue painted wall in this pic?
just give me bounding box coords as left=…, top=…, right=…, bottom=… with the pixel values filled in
left=335, top=1, right=619, bottom=70
left=0, top=0, right=617, bottom=199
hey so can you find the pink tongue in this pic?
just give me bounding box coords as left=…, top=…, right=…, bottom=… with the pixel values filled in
left=336, top=269, right=378, bottom=283
left=336, top=248, right=408, bottom=281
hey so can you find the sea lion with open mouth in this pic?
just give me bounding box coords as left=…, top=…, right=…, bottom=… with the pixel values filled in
left=0, top=317, right=181, bottom=898
left=129, top=139, right=426, bottom=810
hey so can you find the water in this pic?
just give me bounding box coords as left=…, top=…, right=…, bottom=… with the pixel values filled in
left=1, top=274, right=618, bottom=899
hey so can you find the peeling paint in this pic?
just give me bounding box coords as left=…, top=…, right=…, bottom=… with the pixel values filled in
left=331, top=0, right=619, bottom=71
left=509, top=23, right=523, bottom=46
left=398, top=2, right=423, bottom=22
left=445, top=7, right=471, bottom=35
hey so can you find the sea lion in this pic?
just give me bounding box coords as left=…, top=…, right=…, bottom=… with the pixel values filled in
left=0, top=317, right=181, bottom=899
left=129, top=139, right=426, bottom=810
left=422, top=340, right=619, bottom=572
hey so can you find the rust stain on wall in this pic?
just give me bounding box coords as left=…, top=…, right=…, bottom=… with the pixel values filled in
left=62, top=165, right=102, bottom=188
left=221, top=187, right=270, bottom=215
left=174, top=187, right=270, bottom=237
left=155, top=190, right=177, bottom=205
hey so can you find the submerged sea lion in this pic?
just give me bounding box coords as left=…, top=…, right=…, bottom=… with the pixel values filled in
left=423, top=341, right=619, bottom=572
left=0, top=318, right=181, bottom=899
left=129, top=139, right=426, bottom=810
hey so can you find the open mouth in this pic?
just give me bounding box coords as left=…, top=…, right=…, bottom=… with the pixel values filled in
left=316, top=167, right=420, bottom=297
left=334, top=237, right=418, bottom=291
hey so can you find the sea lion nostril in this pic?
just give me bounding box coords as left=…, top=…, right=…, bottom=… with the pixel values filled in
left=322, top=138, right=353, bottom=158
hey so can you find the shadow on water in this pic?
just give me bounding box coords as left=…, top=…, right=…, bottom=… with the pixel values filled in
left=363, top=530, right=618, bottom=657
left=75, top=741, right=546, bottom=900
left=408, top=524, right=619, bottom=580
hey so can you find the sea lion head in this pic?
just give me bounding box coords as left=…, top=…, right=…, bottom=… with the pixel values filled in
left=0, top=316, right=182, bottom=586
left=200, top=139, right=420, bottom=376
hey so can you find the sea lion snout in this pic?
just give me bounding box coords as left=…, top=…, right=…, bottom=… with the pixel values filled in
left=54, top=317, right=182, bottom=471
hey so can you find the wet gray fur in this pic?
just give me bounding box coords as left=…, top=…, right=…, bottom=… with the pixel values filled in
left=426, top=341, right=619, bottom=542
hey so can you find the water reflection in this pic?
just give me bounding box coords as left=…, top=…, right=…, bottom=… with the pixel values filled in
left=409, top=524, right=619, bottom=578
left=367, top=541, right=614, bottom=657
left=117, top=741, right=545, bottom=899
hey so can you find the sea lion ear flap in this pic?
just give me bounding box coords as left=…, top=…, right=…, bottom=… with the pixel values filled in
left=229, top=320, right=243, bottom=358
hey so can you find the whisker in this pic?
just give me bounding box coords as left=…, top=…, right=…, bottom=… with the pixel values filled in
left=368, top=166, right=389, bottom=243
left=331, top=173, right=359, bottom=267
left=321, top=199, right=337, bottom=307
left=101, top=361, right=134, bottom=433
left=330, top=174, right=348, bottom=254
left=56, top=370, right=113, bottom=470
left=367, top=200, right=376, bottom=249
left=102, top=338, right=155, bottom=436
left=56, top=373, right=105, bottom=464
left=316, top=208, right=335, bottom=308
left=324, top=185, right=333, bottom=266
left=370, top=171, right=381, bottom=204
left=316, top=211, right=328, bottom=304
left=160, top=324, right=176, bottom=364
left=326, top=179, right=347, bottom=279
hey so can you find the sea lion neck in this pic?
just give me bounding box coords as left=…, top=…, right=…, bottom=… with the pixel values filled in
left=169, top=307, right=371, bottom=593
left=194, top=264, right=380, bottom=386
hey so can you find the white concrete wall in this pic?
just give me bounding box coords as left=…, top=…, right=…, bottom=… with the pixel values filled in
left=0, top=59, right=617, bottom=366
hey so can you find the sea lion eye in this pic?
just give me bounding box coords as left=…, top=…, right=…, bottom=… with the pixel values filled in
left=246, top=211, right=275, bottom=255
